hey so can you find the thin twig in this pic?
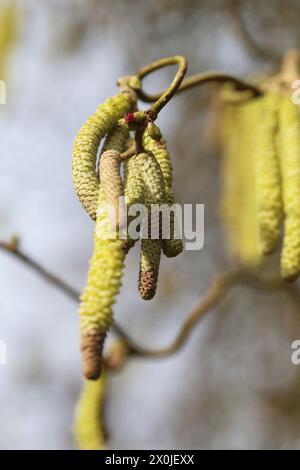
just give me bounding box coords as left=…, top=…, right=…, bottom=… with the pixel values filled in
left=137, top=55, right=188, bottom=119
left=1, top=239, right=298, bottom=361
left=135, top=70, right=262, bottom=104
left=0, top=239, right=129, bottom=341
left=0, top=240, right=79, bottom=301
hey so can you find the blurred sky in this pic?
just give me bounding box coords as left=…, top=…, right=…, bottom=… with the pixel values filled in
left=1, top=0, right=300, bottom=450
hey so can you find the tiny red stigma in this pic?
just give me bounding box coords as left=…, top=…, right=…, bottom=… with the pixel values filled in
left=125, top=112, right=135, bottom=124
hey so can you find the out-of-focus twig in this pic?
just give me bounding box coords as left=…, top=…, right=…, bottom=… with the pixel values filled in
left=136, top=70, right=262, bottom=104
left=0, top=238, right=79, bottom=301
left=0, top=237, right=299, bottom=365
left=228, top=0, right=281, bottom=63
left=0, top=237, right=130, bottom=341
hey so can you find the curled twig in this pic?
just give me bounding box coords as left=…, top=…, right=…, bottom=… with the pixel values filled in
left=137, top=55, right=188, bottom=119
left=135, top=69, right=262, bottom=104
left=1, top=238, right=298, bottom=362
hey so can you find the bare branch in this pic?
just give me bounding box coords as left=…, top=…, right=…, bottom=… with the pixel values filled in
left=1, top=238, right=298, bottom=364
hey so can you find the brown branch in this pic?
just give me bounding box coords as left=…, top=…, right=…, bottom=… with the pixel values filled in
left=0, top=239, right=79, bottom=301
left=1, top=238, right=299, bottom=363
left=137, top=55, right=188, bottom=118
left=135, top=70, right=262, bottom=104
left=0, top=238, right=129, bottom=341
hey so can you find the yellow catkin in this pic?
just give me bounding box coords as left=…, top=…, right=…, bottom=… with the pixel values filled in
left=78, top=122, right=130, bottom=380
left=143, top=130, right=183, bottom=257
left=99, top=149, right=124, bottom=230
left=220, top=94, right=262, bottom=267
left=0, top=3, right=17, bottom=80
left=123, top=153, right=146, bottom=254
left=79, top=186, right=125, bottom=379
left=74, top=374, right=106, bottom=450
left=136, top=152, right=166, bottom=300
left=278, top=93, right=300, bottom=281
left=102, top=123, right=129, bottom=154
left=254, top=92, right=282, bottom=255
left=236, top=98, right=262, bottom=267
left=72, top=93, right=132, bottom=220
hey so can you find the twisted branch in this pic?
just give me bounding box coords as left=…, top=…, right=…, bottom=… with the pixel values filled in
left=1, top=238, right=298, bottom=363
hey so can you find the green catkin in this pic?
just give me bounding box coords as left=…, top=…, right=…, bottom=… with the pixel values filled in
left=254, top=92, right=283, bottom=255
left=102, top=123, right=129, bottom=154
left=123, top=154, right=146, bottom=254
left=74, top=374, right=106, bottom=450
left=236, top=99, right=261, bottom=267
left=79, top=125, right=129, bottom=380
left=79, top=186, right=125, bottom=380
left=136, top=152, right=166, bottom=300
left=99, top=149, right=124, bottom=230
left=72, top=93, right=132, bottom=220
left=143, top=130, right=183, bottom=257
left=220, top=95, right=261, bottom=267
left=278, top=93, right=300, bottom=281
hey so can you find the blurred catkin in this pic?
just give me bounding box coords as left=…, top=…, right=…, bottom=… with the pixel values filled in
left=278, top=93, right=300, bottom=281
left=0, top=3, right=17, bottom=81
left=220, top=93, right=262, bottom=267
left=254, top=92, right=282, bottom=256
left=74, top=375, right=106, bottom=450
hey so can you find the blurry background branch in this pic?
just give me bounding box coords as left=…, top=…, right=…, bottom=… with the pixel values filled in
left=1, top=236, right=299, bottom=369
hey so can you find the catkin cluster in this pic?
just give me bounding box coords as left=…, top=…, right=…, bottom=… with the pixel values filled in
left=72, top=93, right=183, bottom=381
left=220, top=83, right=300, bottom=282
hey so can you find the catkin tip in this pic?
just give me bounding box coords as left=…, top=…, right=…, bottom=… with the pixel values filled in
left=81, top=333, right=104, bottom=380
left=138, top=270, right=158, bottom=300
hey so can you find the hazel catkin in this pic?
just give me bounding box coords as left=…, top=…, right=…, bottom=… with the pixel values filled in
left=99, top=149, right=124, bottom=230
left=79, top=186, right=125, bottom=380
left=254, top=92, right=282, bottom=255
left=143, top=130, right=183, bottom=258
left=123, top=153, right=146, bottom=254
left=278, top=93, right=300, bottom=281
left=74, top=375, right=106, bottom=450
left=72, top=93, right=132, bottom=220
left=136, top=152, right=166, bottom=300
left=78, top=124, right=130, bottom=380
left=220, top=94, right=262, bottom=267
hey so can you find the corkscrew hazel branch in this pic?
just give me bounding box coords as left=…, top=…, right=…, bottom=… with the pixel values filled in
left=134, top=66, right=262, bottom=104
left=136, top=55, right=188, bottom=119
left=1, top=238, right=299, bottom=360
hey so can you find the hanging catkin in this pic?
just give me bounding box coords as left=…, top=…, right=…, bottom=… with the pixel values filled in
left=220, top=93, right=261, bottom=267
left=278, top=93, right=300, bottom=281
left=235, top=98, right=261, bottom=267
left=220, top=104, right=241, bottom=259
left=0, top=3, right=17, bottom=81
left=74, top=375, right=106, bottom=450
left=79, top=124, right=129, bottom=380
left=254, top=92, right=282, bottom=255
left=99, top=149, right=124, bottom=230
left=143, top=130, right=183, bottom=257
left=79, top=185, right=125, bottom=379
left=123, top=153, right=146, bottom=254
left=136, top=152, right=166, bottom=300
left=72, top=92, right=132, bottom=220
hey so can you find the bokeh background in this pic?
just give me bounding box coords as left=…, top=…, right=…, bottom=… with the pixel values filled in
left=1, top=0, right=300, bottom=450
